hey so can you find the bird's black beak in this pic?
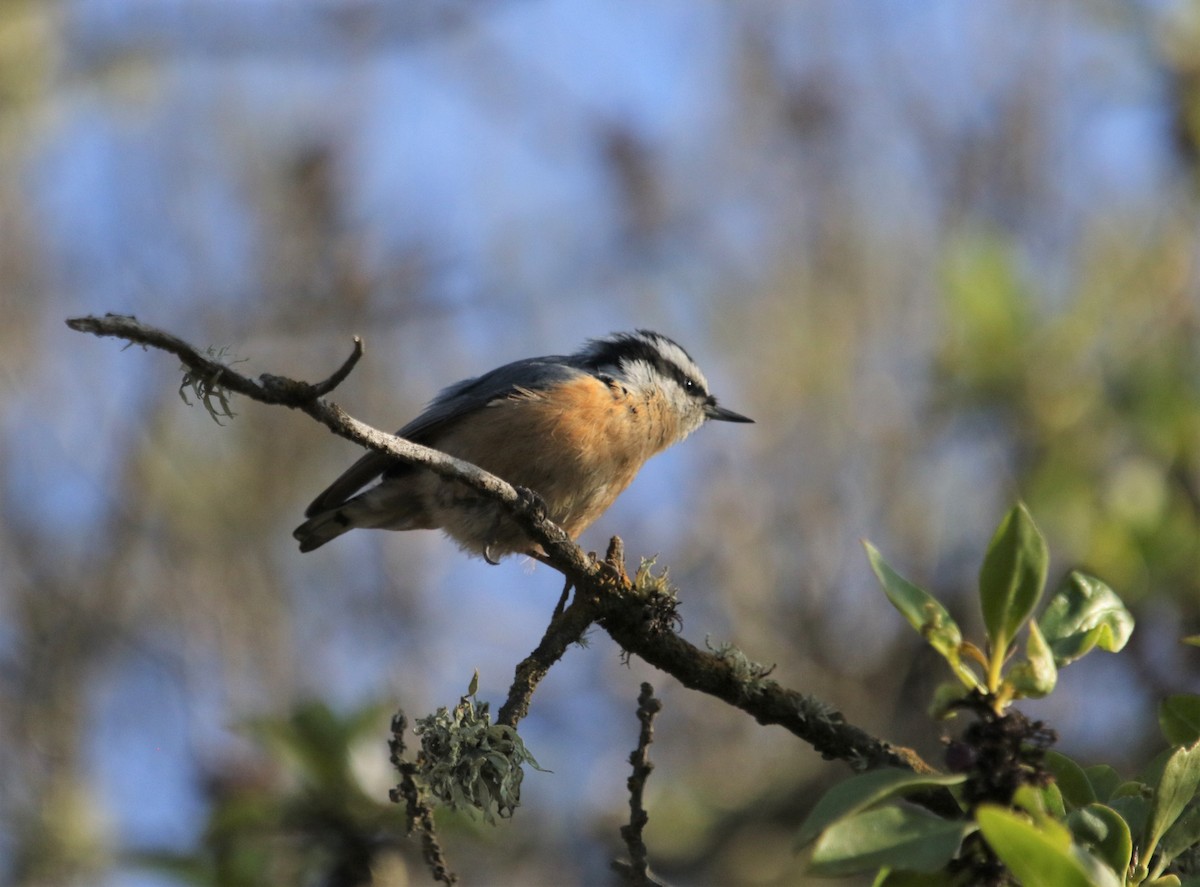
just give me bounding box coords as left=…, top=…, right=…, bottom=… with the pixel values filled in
left=705, top=402, right=754, bottom=423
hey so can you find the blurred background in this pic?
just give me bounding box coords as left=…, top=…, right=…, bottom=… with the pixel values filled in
left=4, top=0, right=1200, bottom=884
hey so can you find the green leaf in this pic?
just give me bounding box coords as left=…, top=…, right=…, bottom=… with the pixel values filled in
left=1010, top=782, right=1071, bottom=838
left=1040, top=782, right=1067, bottom=821
left=1140, top=748, right=1178, bottom=792
left=976, top=805, right=1122, bottom=887
left=809, top=805, right=969, bottom=876
left=1012, top=784, right=1055, bottom=822
left=1045, top=750, right=1097, bottom=809
left=864, top=541, right=981, bottom=690
left=1161, top=695, right=1200, bottom=746
left=1038, top=572, right=1134, bottom=666
left=1159, top=804, right=1200, bottom=871
left=1008, top=619, right=1057, bottom=699
left=1066, top=804, right=1133, bottom=881
left=929, top=681, right=971, bottom=720
left=1084, top=765, right=1123, bottom=803
left=1108, top=794, right=1151, bottom=848
left=795, top=768, right=967, bottom=849
left=1183, top=636, right=1200, bottom=647
left=979, top=504, right=1048, bottom=665
left=1144, top=742, right=1200, bottom=862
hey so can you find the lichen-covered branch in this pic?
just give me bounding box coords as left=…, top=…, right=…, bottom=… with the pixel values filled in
left=598, top=601, right=932, bottom=774
left=389, top=714, right=458, bottom=885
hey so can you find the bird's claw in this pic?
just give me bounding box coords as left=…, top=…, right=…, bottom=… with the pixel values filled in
left=515, top=485, right=548, bottom=522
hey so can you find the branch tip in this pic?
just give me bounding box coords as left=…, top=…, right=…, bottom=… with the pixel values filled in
left=308, top=336, right=365, bottom=397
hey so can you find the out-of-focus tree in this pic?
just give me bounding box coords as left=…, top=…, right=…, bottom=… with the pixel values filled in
left=5, top=1, right=1200, bottom=885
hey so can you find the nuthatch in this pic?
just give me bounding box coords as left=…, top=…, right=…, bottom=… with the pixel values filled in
left=293, top=330, right=752, bottom=561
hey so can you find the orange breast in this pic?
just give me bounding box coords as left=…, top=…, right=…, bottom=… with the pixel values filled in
left=433, top=374, right=672, bottom=536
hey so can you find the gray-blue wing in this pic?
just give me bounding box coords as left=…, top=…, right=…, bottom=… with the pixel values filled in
left=302, top=356, right=582, bottom=517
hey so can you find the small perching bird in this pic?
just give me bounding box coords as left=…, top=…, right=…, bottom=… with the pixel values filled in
left=293, top=330, right=752, bottom=562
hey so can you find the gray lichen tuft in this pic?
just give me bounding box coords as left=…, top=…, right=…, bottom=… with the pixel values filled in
left=178, top=345, right=244, bottom=424
left=412, top=676, right=547, bottom=824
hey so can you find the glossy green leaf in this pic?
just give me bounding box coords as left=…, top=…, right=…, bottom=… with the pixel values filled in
left=1140, top=747, right=1177, bottom=792
left=1144, top=742, right=1200, bottom=861
left=1008, top=783, right=1067, bottom=839
left=864, top=541, right=981, bottom=690
left=795, top=768, right=967, bottom=849
left=809, top=805, right=969, bottom=876
left=979, top=504, right=1048, bottom=662
left=1011, top=784, right=1054, bottom=822
left=1038, top=572, right=1134, bottom=666
left=1159, top=804, right=1200, bottom=871
left=976, top=805, right=1121, bottom=887
left=1040, top=782, right=1067, bottom=821
left=1008, top=619, right=1057, bottom=699
left=1108, top=794, right=1151, bottom=849
left=1161, top=695, right=1200, bottom=746
left=1045, top=750, right=1096, bottom=809
left=1066, top=804, right=1133, bottom=881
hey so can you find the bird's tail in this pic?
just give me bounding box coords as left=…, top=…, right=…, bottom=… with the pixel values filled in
left=293, top=483, right=433, bottom=552
left=292, top=508, right=355, bottom=552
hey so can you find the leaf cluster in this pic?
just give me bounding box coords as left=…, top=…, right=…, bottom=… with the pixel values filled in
left=865, top=503, right=1133, bottom=715
left=796, top=505, right=1200, bottom=886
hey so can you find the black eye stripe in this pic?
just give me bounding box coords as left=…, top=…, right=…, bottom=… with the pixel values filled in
left=584, top=334, right=708, bottom=398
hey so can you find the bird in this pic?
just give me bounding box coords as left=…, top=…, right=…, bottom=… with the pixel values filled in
left=293, top=329, right=752, bottom=561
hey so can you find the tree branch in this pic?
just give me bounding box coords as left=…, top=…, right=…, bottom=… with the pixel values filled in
left=389, top=713, right=458, bottom=885
left=67, top=313, right=938, bottom=781
left=612, top=682, right=664, bottom=887
left=66, top=312, right=593, bottom=577
left=598, top=600, right=931, bottom=774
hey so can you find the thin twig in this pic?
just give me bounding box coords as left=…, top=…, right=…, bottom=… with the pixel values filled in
left=306, top=336, right=364, bottom=397
left=613, top=683, right=665, bottom=887
left=498, top=537, right=631, bottom=728
left=389, top=714, right=458, bottom=885
left=497, top=595, right=598, bottom=728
